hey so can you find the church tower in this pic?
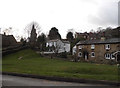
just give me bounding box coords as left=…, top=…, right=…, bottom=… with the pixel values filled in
left=30, top=24, right=37, bottom=47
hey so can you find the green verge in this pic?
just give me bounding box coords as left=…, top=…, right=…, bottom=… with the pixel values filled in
left=2, top=49, right=118, bottom=82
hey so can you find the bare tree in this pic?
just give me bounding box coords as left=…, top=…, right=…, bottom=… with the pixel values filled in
left=24, top=21, right=41, bottom=38
left=90, top=29, right=95, bottom=33
left=67, top=29, right=75, bottom=37
left=67, top=29, right=75, bottom=33
left=3, top=27, right=13, bottom=35
left=15, top=36, right=21, bottom=42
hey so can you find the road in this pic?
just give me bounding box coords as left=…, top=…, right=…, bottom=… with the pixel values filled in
left=1, top=75, right=117, bottom=87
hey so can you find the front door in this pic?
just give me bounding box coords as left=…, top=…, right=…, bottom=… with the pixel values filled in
left=83, top=51, right=88, bottom=61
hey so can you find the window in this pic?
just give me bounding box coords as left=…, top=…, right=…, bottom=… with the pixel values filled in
left=105, top=53, right=110, bottom=59
left=49, top=42, right=52, bottom=47
left=91, top=52, right=95, bottom=57
left=105, top=44, right=110, bottom=50
left=111, top=54, right=115, bottom=60
left=46, top=43, right=49, bottom=47
left=52, top=42, right=54, bottom=46
left=91, top=44, right=95, bottom=49
left=79, top=45, right=82, bottom=49
left=84, top=36, right=87, bottom=38
left=54, top=42, right=56, bottom=46
left=78, top=52, right=82, bottom=57
left=64, top=43, right=66, bottom=47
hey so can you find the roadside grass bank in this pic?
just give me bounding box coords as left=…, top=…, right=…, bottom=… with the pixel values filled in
left=2, top=49, right=118, bottom=82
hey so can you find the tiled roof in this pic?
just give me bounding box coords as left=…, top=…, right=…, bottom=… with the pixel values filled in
left=62, top=41, right=70, bottom=44
left=77, top=38, right=120, bottom=45
left=47, top=39, right=60, bottom=42
left=47, top=39, right=70, bottom=44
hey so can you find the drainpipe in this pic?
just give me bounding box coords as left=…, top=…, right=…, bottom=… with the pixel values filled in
left=75, top=45, right=78, bottom=62
left=85, top=55, right=87, bottom=61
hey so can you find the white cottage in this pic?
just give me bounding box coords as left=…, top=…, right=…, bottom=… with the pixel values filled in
left=46, top=39, right=70, bottom=53
left=72, top=45, right=76, bottom=55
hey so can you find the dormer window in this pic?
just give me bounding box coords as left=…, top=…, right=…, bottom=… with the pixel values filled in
left=79, top=45, right=82, bottom=50
left=91, top=44, right=95, bottom=50
left=105, top=44, right=110, bottom=50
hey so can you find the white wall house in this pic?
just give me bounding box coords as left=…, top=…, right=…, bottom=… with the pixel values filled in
left=72, top=45, right=76, bottom=55
left=46, top=39, right=70, bottom=53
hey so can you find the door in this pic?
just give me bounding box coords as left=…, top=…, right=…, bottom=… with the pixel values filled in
left=83, top=51, right=88, bottom=61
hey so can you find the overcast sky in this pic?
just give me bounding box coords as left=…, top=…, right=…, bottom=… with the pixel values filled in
left=0, top=0, right=119, bottom=41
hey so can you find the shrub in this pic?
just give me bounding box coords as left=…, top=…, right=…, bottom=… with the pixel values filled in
left=58, top=51, right=67, bottom=58
left=107, top=60, right=117, bottom=65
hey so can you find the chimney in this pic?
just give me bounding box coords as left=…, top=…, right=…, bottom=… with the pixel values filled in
left=101, top=37, right=105, bottom=41
left=4, top=32, right=6, bottom=35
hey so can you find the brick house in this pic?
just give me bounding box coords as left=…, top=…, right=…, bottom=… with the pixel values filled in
left=76, top=38, right=120, bottom=63
left=2, top=33, right=17, bottom=48
left=75, top=32, right=103, bottom=40
left=75, top=32, right=89, bottom=39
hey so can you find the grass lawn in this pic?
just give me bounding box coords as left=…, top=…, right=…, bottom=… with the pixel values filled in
left=2, top=49, right=119, bottom=82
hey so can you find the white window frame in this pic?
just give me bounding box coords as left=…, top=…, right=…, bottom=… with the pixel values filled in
left=53, top=42, right=56, bottom=47
left=49, top=42, right=52, bottom=47
left=105, top=53, right=110, bottom=59
left=46, top=43, right=49, bottom=47
left=84, top=36, right=86, bottom=38
left=91, top=44, right=95, bottom=49
left=91, top=52, right=95, bottom=57
left=78, top=52, right=82, bottom=57
left=79, top=45, right=82, bottom=49
left=105, top=44, right=110, bottom=50
left=111, top=54, right=115, bottom=60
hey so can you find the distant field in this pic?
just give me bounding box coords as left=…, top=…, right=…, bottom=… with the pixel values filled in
left=2, top=49, right=119, bottom=82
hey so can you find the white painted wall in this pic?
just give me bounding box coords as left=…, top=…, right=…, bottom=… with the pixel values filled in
left=72, top=45, right=76, bottom=55
left=46, top=39, right=70, bottom=53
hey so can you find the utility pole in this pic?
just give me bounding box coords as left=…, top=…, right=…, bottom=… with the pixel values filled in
left=0, top=28, right=1, bottom=34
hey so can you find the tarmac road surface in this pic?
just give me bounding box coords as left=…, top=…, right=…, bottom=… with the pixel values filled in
left=1, top=75, right=118, bottom=88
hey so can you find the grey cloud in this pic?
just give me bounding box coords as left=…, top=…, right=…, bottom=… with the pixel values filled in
left=88, top=1, right=118, bottom=27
